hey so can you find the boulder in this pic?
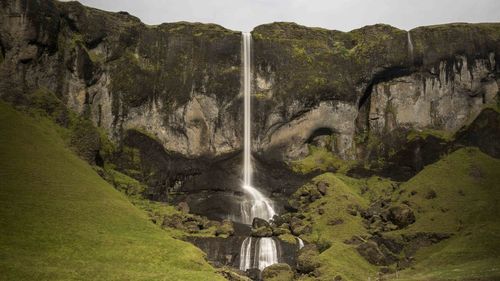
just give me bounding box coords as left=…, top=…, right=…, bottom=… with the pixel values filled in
left=261, top=263, right=294, bottom=281
left=251, top=226, right=273, bottom=237
left=386, top=205, right=416, bottom=228
left=252, top=217, right=271, bottom=229
left=316, top=181, right=329, bottom=195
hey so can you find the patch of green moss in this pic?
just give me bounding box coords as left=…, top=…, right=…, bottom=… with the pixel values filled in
left=278, top=233, right=298, bottom=244
left=291, top=145, right=355, bottom=174
left=406, top=128, right=453, bottom=142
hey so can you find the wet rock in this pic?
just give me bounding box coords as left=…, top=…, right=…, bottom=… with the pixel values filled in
left=253, top=217, right=271, bottom=229
left=261, top=263, right=294, bottom=281
left=385, top=205, right=415, bottom=228
left=297, top=244, right=320, bottom=274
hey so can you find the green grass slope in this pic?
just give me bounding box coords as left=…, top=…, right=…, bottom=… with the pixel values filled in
left=393, top=147, right=500, bottom=280
left=294, top=147, right=500, bottom=281
left=0, top=102, right=224, bottom=281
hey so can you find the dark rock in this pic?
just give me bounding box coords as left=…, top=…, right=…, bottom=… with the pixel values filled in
left=402, top=232, right=452, bottom=256
left=251, top=226, right=273, bottom=237
left=253, top=217, right=271, bottom=229
left=385, top=205, right=415, bottom=228
left=334, top=275, right=343, bottom=281
left=455, top=108, right=500, bottom=158
left=316, top=181, right=329, bottom=195
left=425, top=190, right=437, bottom=199
left=370, top=235, right=404, bottom=255
left=356, top=240, right=398, bottom=266
left=261, top=263, right=294, bottom=281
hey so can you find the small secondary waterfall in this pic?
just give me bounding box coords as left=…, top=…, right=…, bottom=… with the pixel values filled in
left=239, top=237, right=279, bottom=271
left=239, top=32, right=278, bottom=272
left=407, top=31, right=414, bottom=60
left=297, top=237, right=304, bottom=249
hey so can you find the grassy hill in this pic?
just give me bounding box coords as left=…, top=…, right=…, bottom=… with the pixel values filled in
left=293, top=147, right=500, bottom=281
left=0, top=101, right=224, bottom=281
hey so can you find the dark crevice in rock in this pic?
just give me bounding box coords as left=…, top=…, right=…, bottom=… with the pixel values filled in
left=305, top=127, right=335, bottom=144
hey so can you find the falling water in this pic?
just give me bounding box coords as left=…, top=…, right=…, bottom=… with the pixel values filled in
left=240, top=32, right=276, bottom=224
left=297, top=237, right=304, bottom=249
left=239, top=32, right=278, bottom=272
left=239, top=237, right=253, bottom=270
left=239, top=237, right=279, bottom=271
left=407, top=31, right=414, bottom=60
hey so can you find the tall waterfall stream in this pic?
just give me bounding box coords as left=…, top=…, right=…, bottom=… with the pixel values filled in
left=238, top=32, right=279, bottom=272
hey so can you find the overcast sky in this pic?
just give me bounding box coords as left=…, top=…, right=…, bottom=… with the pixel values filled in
left=73, top=0, right=500, bottom=32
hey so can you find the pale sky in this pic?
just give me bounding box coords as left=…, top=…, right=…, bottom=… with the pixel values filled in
left=70, top=0, right=500, bottom=32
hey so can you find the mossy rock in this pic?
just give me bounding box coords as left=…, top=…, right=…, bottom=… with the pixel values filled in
left=296, top=244, right=321, bottom=274
left=261, top=263, right=294, bottom=281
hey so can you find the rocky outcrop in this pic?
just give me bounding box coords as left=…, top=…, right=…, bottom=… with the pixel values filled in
left=0, top=0, right=242, bottom=158
left=252, top=23, right=500, bottom=163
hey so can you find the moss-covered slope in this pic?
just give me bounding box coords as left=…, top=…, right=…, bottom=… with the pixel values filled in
left=0, top=101, right=224, bottom=281
left=286, top=147, right=500, bottom=281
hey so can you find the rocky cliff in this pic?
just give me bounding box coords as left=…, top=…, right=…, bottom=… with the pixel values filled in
left=1, top=0, right=499, bottom=216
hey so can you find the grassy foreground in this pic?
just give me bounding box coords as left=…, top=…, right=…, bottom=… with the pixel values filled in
left=0, top=102, right=224, bottom=281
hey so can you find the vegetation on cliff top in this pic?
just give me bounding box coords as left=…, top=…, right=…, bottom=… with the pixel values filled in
left=0, top=101, right=224, bottom=280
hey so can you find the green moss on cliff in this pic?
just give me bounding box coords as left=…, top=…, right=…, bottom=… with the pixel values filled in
left=291, top=146, right=355, bottom=174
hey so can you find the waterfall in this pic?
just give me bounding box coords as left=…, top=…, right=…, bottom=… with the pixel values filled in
left=239, top=237, right=279, bottom=271
left=239, top=237, right=253, bottom=270
left=239, top=32, right=278, bottom=272
left=297, top=237, right=304, bottom=249
left=254, top=238, right=278, bottom=271
left=240, top=32, right=276, bottom=224
left=407, top=31, right=414, bottom=60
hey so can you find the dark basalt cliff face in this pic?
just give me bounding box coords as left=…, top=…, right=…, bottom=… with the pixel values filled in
left=1, top=0, right=500, bottom=219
